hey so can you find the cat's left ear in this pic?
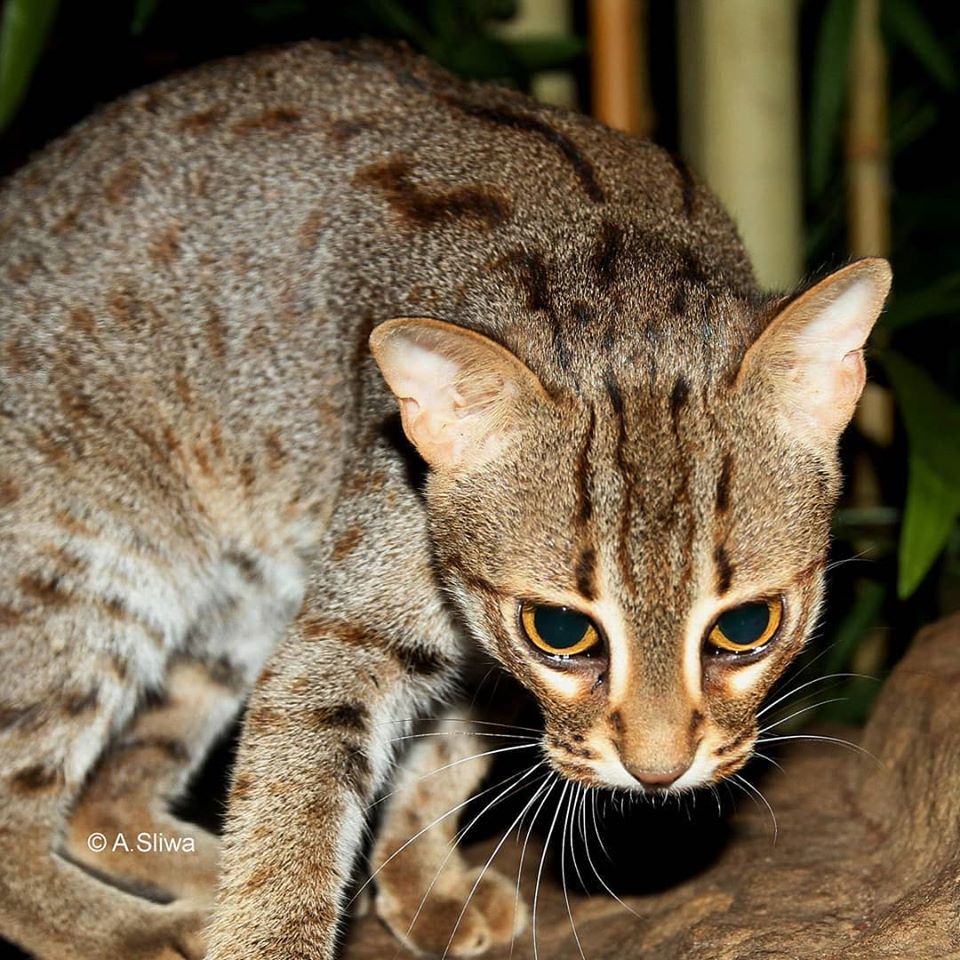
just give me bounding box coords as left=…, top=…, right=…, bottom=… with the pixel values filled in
left=370, top=317, right=550, bottom=472
left=736, top=258, right=892, bottom=444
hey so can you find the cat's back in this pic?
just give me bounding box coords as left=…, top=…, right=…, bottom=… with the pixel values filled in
left=1, top=39, right=753, bottom=321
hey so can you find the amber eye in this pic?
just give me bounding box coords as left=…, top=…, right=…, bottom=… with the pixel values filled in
left=520, top=604, right=601, bottom=657
left=707, top=598, right=782, bottom=654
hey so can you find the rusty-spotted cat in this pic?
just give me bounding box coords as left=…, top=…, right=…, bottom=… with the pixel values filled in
left=0, top=40, right=889, bottom=959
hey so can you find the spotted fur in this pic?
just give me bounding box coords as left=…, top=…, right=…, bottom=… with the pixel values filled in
left=0, top=40, right=889, bottom=959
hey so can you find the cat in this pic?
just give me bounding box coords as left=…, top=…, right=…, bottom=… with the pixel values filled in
left=0, top=39, right=890, bottom=960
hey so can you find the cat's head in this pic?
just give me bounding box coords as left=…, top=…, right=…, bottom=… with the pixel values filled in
left=370, top=257, right=891, bottom=793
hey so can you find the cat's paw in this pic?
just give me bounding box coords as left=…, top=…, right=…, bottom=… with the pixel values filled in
left=376, top=866, right=527, bottom=957
left=120, top=902, right=210, bottom=960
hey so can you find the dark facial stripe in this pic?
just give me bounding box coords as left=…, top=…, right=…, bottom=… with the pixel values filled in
left=575, top=404, right=596, bottom=524
left=604, top=372, right=638, bottom=599
left=714, top=544, right=735, bottom=594
left=574, top=547, right=597, bottom=601
left=448, top=99, right=605, bottom=203
left=716, top=452, right=734, bottom=514
left=669, top=375, right=690, bottom=429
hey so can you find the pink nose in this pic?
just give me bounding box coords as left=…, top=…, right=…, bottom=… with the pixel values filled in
left=626, top=763, right=690, bottom=789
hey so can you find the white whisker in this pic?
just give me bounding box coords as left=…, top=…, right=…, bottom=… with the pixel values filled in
left=368, top=742, right=538, bottom=811
left=533, top=779, right=568, bottom=960
left=755, top=733, right=881, bottom=765
left=353, top=760, right=536, bottom=901
left=758, top=672, right=875, bottom=717
left=757, top=697, right=849, bottom=733
left=560, top=783, right=586, bottom=960
left=732, top=774, right=778, bottom=843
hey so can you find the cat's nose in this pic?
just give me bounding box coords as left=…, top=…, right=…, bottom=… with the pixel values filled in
left=625, top=762, right=690, bottom=789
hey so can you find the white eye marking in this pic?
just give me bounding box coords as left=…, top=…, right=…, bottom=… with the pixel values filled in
left=723, top=658, right=771, bottom=695
left=529, top=662, right=583, bottom=698
left=682, top=593, right=718, bottom=700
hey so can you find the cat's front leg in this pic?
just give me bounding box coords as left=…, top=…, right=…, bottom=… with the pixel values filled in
left=204, top=603, right=459, bottom=959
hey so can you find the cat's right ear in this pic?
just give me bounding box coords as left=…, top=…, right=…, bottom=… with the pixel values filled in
left=369, top=317, right=550, bottom=472
left=736, top=258, right=892, bottom=447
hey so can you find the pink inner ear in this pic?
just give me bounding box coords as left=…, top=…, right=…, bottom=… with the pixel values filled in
left=742, top=261, right=891, bottom=443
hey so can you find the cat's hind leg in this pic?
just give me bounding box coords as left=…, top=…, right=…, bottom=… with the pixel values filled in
left=61, top=658, right=244, bottom=906
left=371, top=708, right=532, bottom=958
left=0, top=615, right=213, bottom=960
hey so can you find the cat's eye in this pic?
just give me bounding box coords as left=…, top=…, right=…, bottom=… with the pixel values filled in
left=519, top=603, right=601, bottom=657
left=706, top=598, right=782, bottom=654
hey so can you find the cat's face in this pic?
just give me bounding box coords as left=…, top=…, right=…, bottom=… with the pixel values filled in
left=371, top=258, right=891, bottom=794
left=424, top=387, right=834, bottom=792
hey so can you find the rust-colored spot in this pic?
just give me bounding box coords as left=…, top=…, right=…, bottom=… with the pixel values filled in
left=4, top=336, right=29, bottom=372
left=178, top=107, right=224, bottom=132
left=0, top=476, right=19, bottom=507
left=69, top=307, right=97, bottom=336
left=193, top=443, right=213, bottom=477
left=161, top=424, right=181, bottom=455
left=331, top=527, right=363, bottom=562
left=0, top=604, right=23, bottom=628
left=240, top=456, right=257, bottom=491
left=56, top=510, right=93, bottom=537
left=105, top=160, right=142, bottom=206
left=206, top=307, right=227, bottom=361
left=232, top=771, right=254, bottom=801
left=107, top=289, right=134, bottom=327
left=298, top=206, right=324, bottom=252
left=247, top=703, right=285, bottom=732
left=232, top=106, right=303, bottom=135
left=53, top=206, right=81, bottom=235
left=19, top=573, right=71, bottom=607
left=175, top=374, right=193, bottom=406
left=354, top=156, right=512, bottom=231
left=209, top=419, right=226, bottom=459
left=264, top=430, right=286, bottom=468
left=242, top=863, right=276, bottom=892
left=328, top=116, right=377, bottom=143
left=147, top=223, right=181, bottom=266
left=11, top=764, right=61, bottom=794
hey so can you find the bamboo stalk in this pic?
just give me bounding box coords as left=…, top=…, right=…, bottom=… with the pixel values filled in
left=847, top=0, right=890, bottom=257
left=848, top=0, right=893, bottom=508
left=677, top=0, right=803, bottom=290
left=589, top=0, right=654, bottom=136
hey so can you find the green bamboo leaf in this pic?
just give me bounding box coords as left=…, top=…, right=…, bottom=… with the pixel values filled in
left=898, top=455, right=960, bottom=597
left=0, top=0, right=59, bottom=132
left=880, top=351, right=960, bottom=596
left=882, top=0, right=957, bottom=90
left=881, top=350, right=960, bottom=480
left=809, top=0, right=855, bottom=197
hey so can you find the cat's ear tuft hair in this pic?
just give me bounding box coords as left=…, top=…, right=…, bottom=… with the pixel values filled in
left=370, top=317, right=549, bottom=472
left=737, top=258, right=892, bottom=444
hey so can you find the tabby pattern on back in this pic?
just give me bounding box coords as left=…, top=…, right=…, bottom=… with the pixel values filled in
left=0, top=40, right=890, bottom=959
